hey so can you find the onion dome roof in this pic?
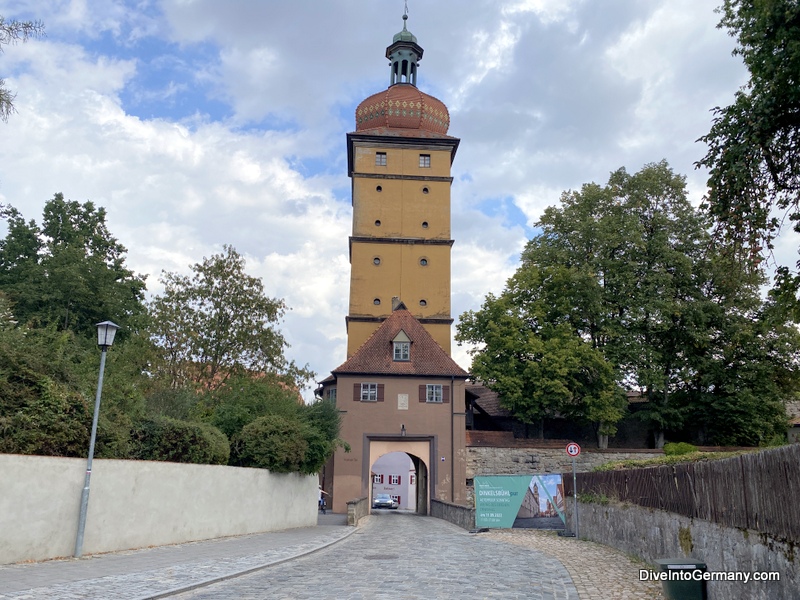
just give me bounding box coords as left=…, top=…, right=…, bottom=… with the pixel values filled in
left=355, top=83, right=450, bottom=135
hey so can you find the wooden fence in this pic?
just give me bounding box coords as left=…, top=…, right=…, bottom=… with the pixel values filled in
left=564, top=444, right=800, bottom=543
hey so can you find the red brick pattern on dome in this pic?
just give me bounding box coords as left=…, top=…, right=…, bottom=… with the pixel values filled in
left=356, top=84, right=449, bottom=135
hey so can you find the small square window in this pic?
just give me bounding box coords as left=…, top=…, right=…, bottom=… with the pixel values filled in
left=419, top=154, right=431, bottom=168
left=376, top=152, right=387, bottom=166
left=426, top=384, right=443, bottom=403
left=389, top=475, right=400, bottom=485
left=410, top=474, right=416, bottom=485
left=361, top=383, right=378, bottom=402
left=373, top=474, right=384, bottom=484
left=394, top=341, right=410, bottom=361
left=327, top=388, right=337, bottom=402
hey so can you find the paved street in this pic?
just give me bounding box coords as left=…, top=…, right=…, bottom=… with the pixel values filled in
left=172, top=512, right=579, bottom=600
left=0, top=514, right=352, bottom=600
left=0, top=511, right=662, bottom=600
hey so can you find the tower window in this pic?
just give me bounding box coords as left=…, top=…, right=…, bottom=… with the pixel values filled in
left=376, top=185, right=382, bottom=192
left=373, top=257, right=381, bottom=265
left=419, top=299, right=427, bottom=307
left=419, top=154, right=431, bottom=168
left=421, top=221, right=428, bottom=229
left=419, top=258, right=428, bottom=266
left=376, top=152, right=387, bottom=166
left=375, top=220, right=381, bottom=226
left=394, top=341, right=410, bottom=361
left=374, top=298, right=381, bottom=305
left=422, top=187, right=429, bottom=194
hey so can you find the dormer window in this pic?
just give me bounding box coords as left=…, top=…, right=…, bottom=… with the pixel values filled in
left=392, top=329, right=412, bottom=361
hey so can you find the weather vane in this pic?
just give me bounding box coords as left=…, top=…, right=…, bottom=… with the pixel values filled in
left=404, top=0, right=409, bottom=18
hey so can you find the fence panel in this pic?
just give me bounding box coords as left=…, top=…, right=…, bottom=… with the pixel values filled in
left=569, top=444, right=800, bottom=543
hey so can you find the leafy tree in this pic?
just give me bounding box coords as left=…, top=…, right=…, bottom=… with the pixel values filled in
left=201, top=374, right=304, bottom=440
left=149, top=245, right=312, bottom=390
left=0, top=194, right=147, bottom=336
left=460, top=162, right=800, bottom=447
left=0, top=323, right=90, bottom=456
left=207, top=375, right=346, bottom=471
left=457, top=266, right=626, bottom=447
left=0, top=16, right=45, bottom=122
left=697, top=0, right=800, bottom=260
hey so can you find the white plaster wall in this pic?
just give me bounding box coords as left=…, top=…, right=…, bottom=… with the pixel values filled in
left=0, top=454, right=318, bottom=565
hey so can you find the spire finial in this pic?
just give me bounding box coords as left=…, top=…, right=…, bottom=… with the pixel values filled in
left=403, top=1, right=409, bottom=29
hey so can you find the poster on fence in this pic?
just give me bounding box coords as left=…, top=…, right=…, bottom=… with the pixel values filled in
left=474, top=475, right=565, bottom=530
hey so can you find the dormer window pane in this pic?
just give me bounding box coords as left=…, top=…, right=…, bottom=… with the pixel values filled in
left=393, top=341, right=410, bottom=361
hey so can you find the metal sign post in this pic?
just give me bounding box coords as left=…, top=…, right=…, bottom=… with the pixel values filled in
left=565, top=442, right=581, bottom=539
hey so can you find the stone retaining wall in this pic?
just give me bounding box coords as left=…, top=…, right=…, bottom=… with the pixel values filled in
left=570, top=499, right=798, bottom=600
left=347, top=496, right=370, bottom=526
left=467, top=445, right=663, bottom=478
left=464, top=443, right=663, bottom=507
left=431, top=498, right=475, bottom=530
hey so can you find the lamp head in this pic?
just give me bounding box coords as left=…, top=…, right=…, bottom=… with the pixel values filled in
left=96, top=321, right=120, bottom=348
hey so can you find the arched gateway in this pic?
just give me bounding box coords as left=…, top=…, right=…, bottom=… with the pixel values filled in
left=317, top=13, right=468, bottom=514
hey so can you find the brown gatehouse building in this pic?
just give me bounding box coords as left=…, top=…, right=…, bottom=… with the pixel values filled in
left=318, top=13, right=468, bottom=514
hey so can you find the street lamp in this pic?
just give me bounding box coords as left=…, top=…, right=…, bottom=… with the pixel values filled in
left=74, top=320, right=119, bottom=558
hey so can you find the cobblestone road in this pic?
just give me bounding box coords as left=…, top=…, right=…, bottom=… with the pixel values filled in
left=172, top=512, right=579, bottom=600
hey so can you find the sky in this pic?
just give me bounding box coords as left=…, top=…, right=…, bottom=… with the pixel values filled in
left=0, top=0, right=784, bottom=399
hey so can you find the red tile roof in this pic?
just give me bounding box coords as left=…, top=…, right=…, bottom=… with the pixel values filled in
left=466, top=384, right=512, bottom=417
left=332, top=305, right=468, bottom=378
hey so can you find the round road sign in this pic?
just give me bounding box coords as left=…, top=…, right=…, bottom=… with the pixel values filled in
left=566, top=442, right=581, bottom=457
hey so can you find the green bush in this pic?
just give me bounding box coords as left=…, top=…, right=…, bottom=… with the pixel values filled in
left=234, top=414, right=308, bottom=472
left=663, top=442, right=699, bottom=456
left=131, top=417, right=229, bottom=465
left=0, top=327, right=91, bottom=457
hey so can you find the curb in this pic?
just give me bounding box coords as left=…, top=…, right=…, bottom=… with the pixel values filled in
left=135, top=527, right=358, bottom=600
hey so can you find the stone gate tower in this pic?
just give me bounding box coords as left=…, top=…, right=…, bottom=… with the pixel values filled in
left=345, top=12, right=459, bottom=357
left=320, top=12, right=467, bottom=515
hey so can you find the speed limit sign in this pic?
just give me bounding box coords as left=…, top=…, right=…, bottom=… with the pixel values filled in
left=566, top=442, right=581, bottom=457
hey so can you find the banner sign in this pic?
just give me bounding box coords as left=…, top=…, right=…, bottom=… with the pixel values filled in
left=475, top=474, right=566, bottom=529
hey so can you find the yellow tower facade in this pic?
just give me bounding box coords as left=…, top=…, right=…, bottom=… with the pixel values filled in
left=345, top=17, right=459, bottom=357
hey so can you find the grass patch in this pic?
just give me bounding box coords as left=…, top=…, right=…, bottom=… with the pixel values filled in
left=579, top=492, right=611, bottom=505
left=592, top=450, right=757, bottom=472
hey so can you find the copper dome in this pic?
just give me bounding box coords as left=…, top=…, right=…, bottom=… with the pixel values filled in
left=355, top=83, right=450, bottom=135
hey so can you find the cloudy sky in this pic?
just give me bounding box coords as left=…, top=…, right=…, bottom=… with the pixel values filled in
left=0, top=0, right=774, bottom=397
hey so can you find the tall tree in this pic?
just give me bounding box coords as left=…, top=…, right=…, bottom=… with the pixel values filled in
left=149, top=245, right=313, bottom=390
left=0, top=194, right=147, bottom=336
left=697, top=0, right=800, bottom=261
left=460, top=162, right=798, bottom=447
left=457, top=265, right=626, bottom=447
left=0, top=16, right=45, bottom=122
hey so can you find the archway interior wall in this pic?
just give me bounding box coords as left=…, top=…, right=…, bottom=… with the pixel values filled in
left=369, top=440, right=430, bottom=511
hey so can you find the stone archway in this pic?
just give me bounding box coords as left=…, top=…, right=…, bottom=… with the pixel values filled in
left=368, top=439, right=432, bottom=515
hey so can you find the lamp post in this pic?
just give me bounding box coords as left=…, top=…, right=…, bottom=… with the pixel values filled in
left=74, top=320, right=119, bottom=558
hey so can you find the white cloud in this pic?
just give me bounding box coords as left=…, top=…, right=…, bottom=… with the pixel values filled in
left=0, top=0, right=772, bottom=398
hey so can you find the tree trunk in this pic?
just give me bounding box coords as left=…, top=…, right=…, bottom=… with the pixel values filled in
left=597, top=433, right=609, bottom=449
left=654, top=430, right=665, bottom=449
